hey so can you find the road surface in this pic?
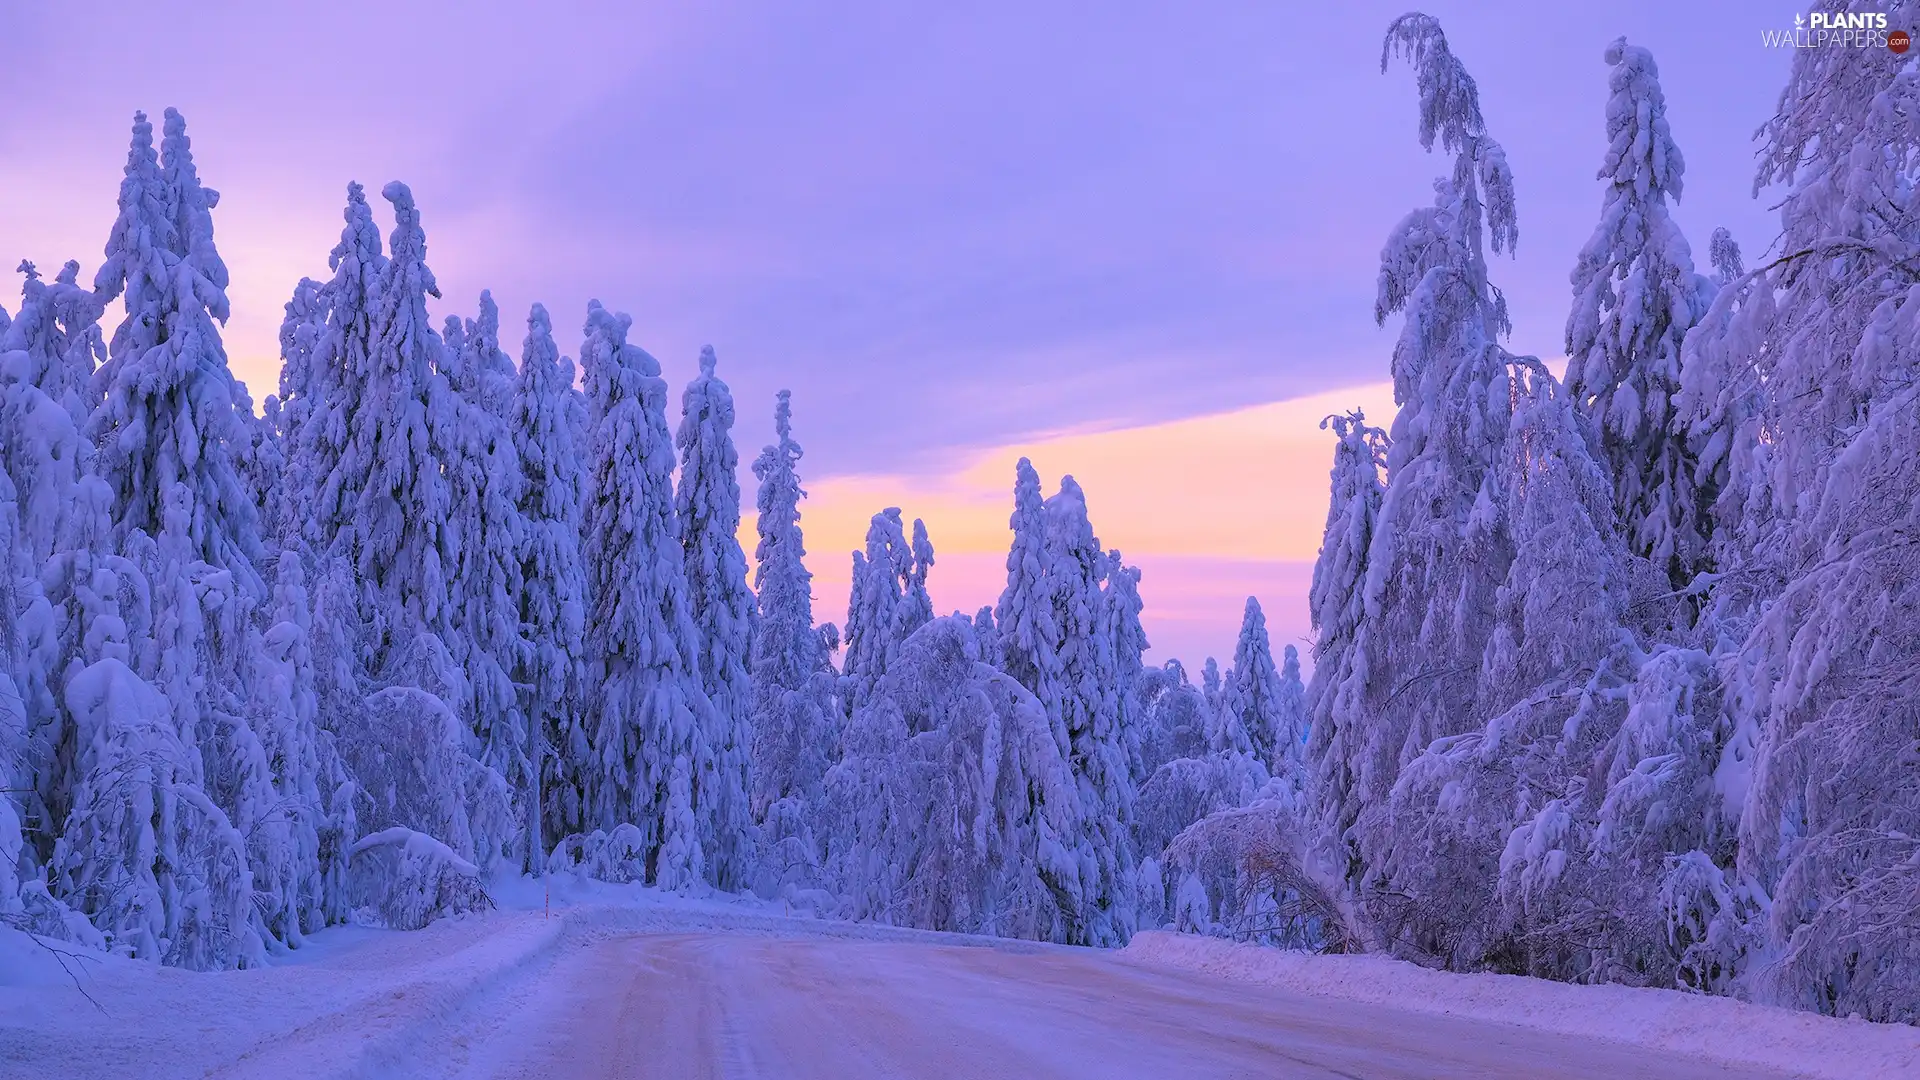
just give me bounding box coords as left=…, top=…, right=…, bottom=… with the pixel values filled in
left=433, top=932, right=1783, bottom=1079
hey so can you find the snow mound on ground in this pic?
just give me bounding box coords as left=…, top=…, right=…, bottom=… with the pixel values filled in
left=0, top=927, right=116, bottom=989
left=1120, top=931, right=1920, bottom=1080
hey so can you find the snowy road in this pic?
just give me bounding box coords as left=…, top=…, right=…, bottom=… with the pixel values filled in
left=434, top=931, right=1783, bottom=1080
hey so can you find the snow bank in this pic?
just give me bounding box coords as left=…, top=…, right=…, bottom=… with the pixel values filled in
left=1121, top=930, right=1920, bottom=1080
left=0, top=912, right=570, bottom=1080
left=0, top=927, right=122, bottom=990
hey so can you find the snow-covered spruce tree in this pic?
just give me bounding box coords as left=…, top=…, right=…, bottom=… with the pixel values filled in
left=441, top=295, right=531, bottom=863
left=318, top=183, right=510, bottom=896
left=841, top=509, right=936, bottom=721
left=1372, top=372, right=1645, bottom=976
left=1220, top=597, right=1296, bottom=779
left=1200, top=658, right=1226, bottom=737
left=826, top=616, right=1083, bottom=940
left=18, top=462, right=121, bottom=893
left=1679, top=13, right=1920, bottom=1021
left=0, top=458, right=35, bottom=928
left=53, top=260, right=105, bottom=426
left=337, top=181, right=456, bottom=661
left=1304, top=409, right=1385, bottom=885
left=746, top=391, right=839, bottom=896
left=578, top=300, right=717, bottom=889
left=1131, top=647, right=1276, bottom=935
left=842, top=507, right=911, bottom=712
left=1, top=261, right=101, bottom=574
left=303, top=550, right=364, bottom=926
left=3, top=259, right=103, bottom=436
left=61, top=663, right=260, bottom=970
left=1123, top=605, right=1287, bottom=937
left=1275, top=645, right=1307, bottom=770
left=232, top=373, right=282, bottom=551
left=267, top=277, right=326, bottom=545
left=510, top=303, right=587, bottom=864
left=1136, top=660, right=1207, bottom=780
left=995, top=459, right=1063, bottom=748
left=1044, top=475, right=1137, bottom=945
left=895, top=518, right=935, bottom=641
left=1347, top=14, right=1525, bottom=917
left=0, top=470, right=95, bottom=949
left=1200, top=656, right=1255, bottom=769
left=462, top=291, right=520, bottom=415
left=84, top=110, right=312, bottom=961
left=274, top=243, right=374, bottom=916
left=1101, top=549, right=1150, bottom=789
left=90, top=113, right=173, bottom=412
left=971, top=605, right=1000, bottom=666
left=1305, top=18, right=1692, bottom=975
left=151, top=476, right=288, bottom=964
left=290, top=184, right=385, bottom=553
left=91, top=109, right=265, bottom=599
left=1565, top=38, right=1719, bottom=603
left=245, top=549, right=345, bottom=945
left=47, top=475, right=261, bottom=969
left=1708, top=228, right=1742, bottom=288
left=1134, top=741, right=1269, bottom=879
left=1587, top=642, right=1740, bottom=991
left=674, top=344, right=754, bottom=891
left=21, top=458, right=95, bottom=838
left=1146, top=640, right=1317, bottom=941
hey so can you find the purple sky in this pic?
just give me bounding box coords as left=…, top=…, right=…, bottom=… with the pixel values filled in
left=1, top=1, right=1796, bottom=666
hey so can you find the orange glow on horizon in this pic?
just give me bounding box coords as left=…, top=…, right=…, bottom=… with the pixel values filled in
left=744, top=380, right=1398, bottom=665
